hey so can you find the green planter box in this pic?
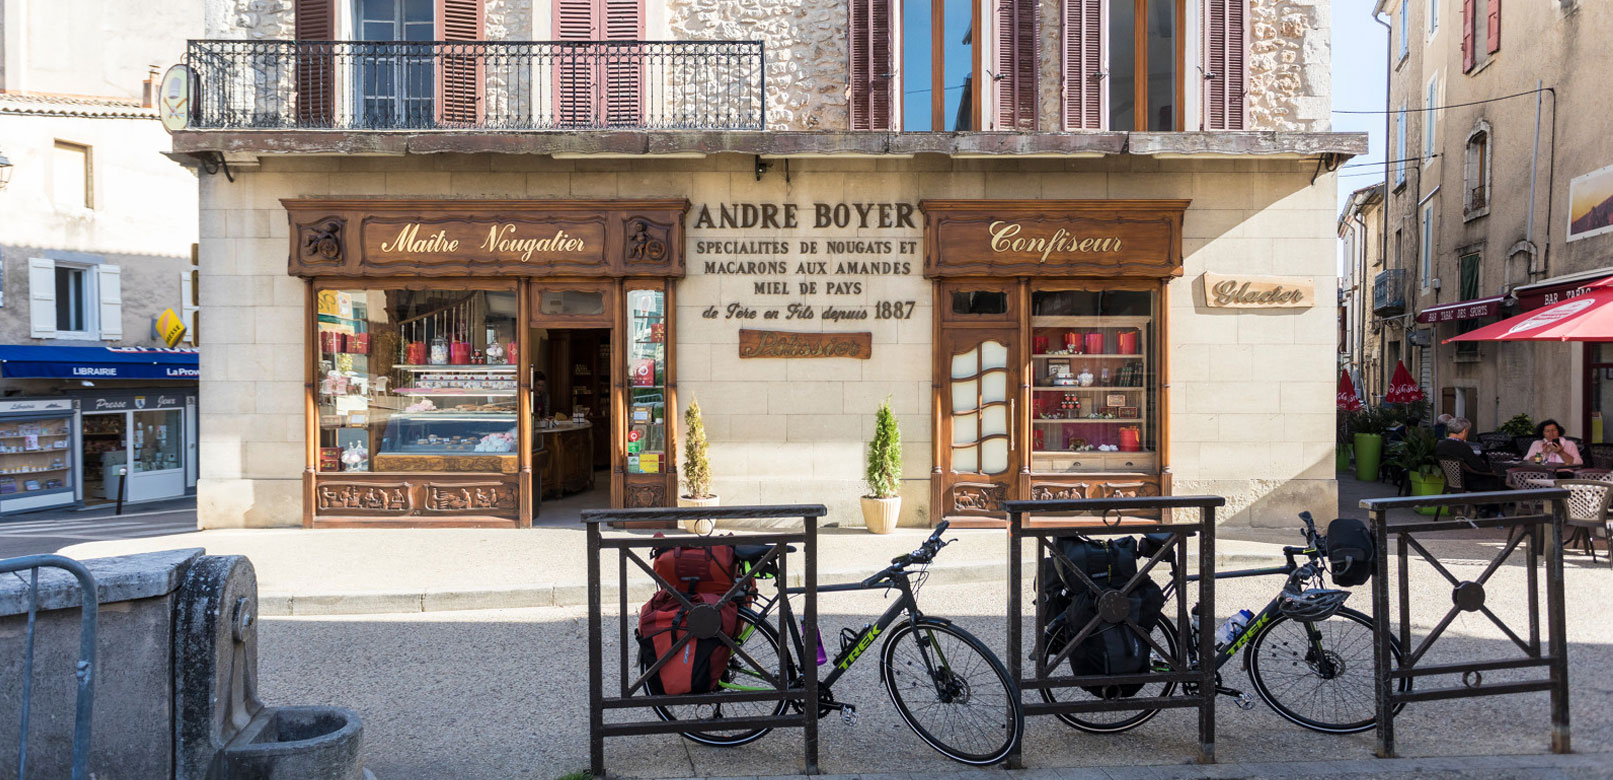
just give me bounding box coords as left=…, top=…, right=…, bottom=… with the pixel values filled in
left=1336, top=444, right=1352, bottom=471
left=1408, top=469, right=1446, bottom=515
left=1353, top=433, right=1383, bottom=482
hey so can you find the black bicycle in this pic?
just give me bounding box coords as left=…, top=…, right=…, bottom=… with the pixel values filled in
left=1038, top=511, right=1410, bottom=734
left=645, top=521, right=1025, bottom=766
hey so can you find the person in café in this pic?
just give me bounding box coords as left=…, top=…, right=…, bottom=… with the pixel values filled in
left=1435, top=417, right=1506, bottom=492
left=1524, top=419, right=1582, bottom=468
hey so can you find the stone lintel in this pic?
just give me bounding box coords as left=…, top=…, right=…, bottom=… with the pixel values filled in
left=172, top=130, right=1369, bottom=163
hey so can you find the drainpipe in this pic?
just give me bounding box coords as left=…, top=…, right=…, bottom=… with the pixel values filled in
left=1374, top=8, right=1392, bottom=407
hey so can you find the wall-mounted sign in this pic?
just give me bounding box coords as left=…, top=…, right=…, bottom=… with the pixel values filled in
left=1201, top=273, right=1315, bottom=309
left=158, top=65, right=195, bottom=133
left=738, top=329, right=873, bottom=359
left=156, top=308, right=188, bottom=347
left=1569, top=162, right=1613, bottom=242
left=363, top=217, right=603, bottom=266
left=920, top=200, right=1190, bottom=278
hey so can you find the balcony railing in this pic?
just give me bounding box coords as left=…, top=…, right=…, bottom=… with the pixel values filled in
left=1374, top=269, right=1408, bottom=316
left=183, top=39, right=766, bottom=131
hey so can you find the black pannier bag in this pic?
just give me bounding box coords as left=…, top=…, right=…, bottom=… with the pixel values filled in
left=1325, top=517, right=1376, bottom=587
left=1049, top=536, right=1167, bottom=698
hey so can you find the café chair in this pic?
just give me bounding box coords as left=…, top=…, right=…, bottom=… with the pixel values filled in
left=1436, top=458, right=1483, bottom=520
left=1554, top=479, right=1612, bottom=567
left=1507, top=465, right=1558, bottom=517
left=1589, top=442, right=1613, bottom=470
left=1513, top=436, right=1540, bottom=456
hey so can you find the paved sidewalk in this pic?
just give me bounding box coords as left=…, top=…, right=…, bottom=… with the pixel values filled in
left=57, top=523, right=1296, bottom=616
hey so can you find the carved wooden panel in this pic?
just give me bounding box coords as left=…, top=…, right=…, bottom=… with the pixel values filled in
left=920, top=200, right=1189, bottom=279
left=623, top=216, right=673, bottom=266
left=312, top=474, right=519, bottom=519
left=316, top=481, right=412, bottom=514
left=298, top=216, right=346, bottom=268
left=422, top=481, right=517, bottom=513
left=625, top=483, right=666, bottom=508
left=1030, top=481, right=1096, bottom=502
left=950, top=481, right=1009, bottom=515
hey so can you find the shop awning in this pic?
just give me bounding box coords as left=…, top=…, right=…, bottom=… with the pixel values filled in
left=1514, top=267, right=1613, bottom=311
left=1414, top=296, right=1505, bottom=324
left=0, top=346, right=199, bottom=380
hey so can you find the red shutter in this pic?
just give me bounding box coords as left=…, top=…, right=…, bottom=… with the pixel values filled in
left=1461, top=0, right=1475, bottom=72
left=1487, top=0, right=1501, bottom=54
left=849, top=0, right=893, bottom=131
left=555, top=0, right=598, bottom=126
left=294, top=0, right=336, bottom=126
left=1201, top=0, right=1245, bottom=130
left=1062, top=0, right=1102, bottom=129
left=603, top=0, right=644, bottom=126
left=437, top=0, right=484, bottom=126
left=996, top=0, right=1038, bottom=130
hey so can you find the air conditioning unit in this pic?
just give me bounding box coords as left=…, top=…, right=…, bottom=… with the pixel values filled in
left=1408, top=329, right=1433, bottom=348
left=1430, top=278, right=1442, bottom=290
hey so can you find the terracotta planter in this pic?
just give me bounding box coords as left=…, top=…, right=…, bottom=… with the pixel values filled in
left=677, top=494, right=719, bottom=535
left=860, top=496, right=901, bottom=534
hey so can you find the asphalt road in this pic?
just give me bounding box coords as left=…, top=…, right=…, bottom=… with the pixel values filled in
left=0, top=500, right=198, bottom=558
left=255, top=537, right=1613, bottom=780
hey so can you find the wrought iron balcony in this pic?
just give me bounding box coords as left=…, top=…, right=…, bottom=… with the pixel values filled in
left=1373, top=269, right=1408, bottom=316
left=182, top=39, right=766, bottom=131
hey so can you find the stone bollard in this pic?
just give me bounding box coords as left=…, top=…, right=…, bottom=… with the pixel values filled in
left=174, top=554, right=364, bottom=780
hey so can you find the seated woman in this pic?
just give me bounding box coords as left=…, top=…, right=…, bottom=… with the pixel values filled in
left=1524, top=419, right=1582, bottom=467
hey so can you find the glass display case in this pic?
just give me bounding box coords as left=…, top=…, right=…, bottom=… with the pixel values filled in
left=1029, top=289, right=1157, bottom=475
left=626, top=289, right=667, bottom=475
left=0, top=415, right=74, bottom=498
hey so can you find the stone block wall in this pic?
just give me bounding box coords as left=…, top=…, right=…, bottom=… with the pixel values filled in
left=196, top=153, right=1336, bottom=529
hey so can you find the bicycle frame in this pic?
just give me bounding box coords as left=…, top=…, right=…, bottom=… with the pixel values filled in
left=1167, top=545, right=1331, bottom=675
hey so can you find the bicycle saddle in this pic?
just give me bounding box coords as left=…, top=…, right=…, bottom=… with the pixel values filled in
left=734, top=544, right=797, bottom=565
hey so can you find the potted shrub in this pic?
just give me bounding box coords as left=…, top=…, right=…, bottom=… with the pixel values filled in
left=1352, top=408, right=1389, bottom=483
left=1499, top=413, right=1534, bottom=438
left=860, top=398, right=902, bottom=534
left=1389, top=426, right=1445, bottom=514
left=677, top=397, right=718, bottom=534
left=1336, top=410, right=1354, bottom=472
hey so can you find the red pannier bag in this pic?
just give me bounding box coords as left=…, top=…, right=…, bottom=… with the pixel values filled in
left=637, top=590, right=739, bottom=695
left=651, top=545, right=737, bottom=597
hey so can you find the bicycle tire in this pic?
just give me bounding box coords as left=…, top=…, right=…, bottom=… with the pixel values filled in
left=1038, top=615, right=1180, bottom=734
left=648, top=607, right=791, bottom=747
left=879, top=617, right=1023, bottom=766
left=1246, top=606, right=1409, bottom=734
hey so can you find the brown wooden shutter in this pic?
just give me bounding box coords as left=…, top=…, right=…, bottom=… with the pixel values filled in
left=996, top=0, right=1038, bottom=130
left=849, top=0, right=893, bottom=131
left=603, top=0, right=644, bottom=126
left=437, top=0, right=485, bottom=126
left=1461, top=0, right=1475, bottom=71
left=1487, top=0, right=1501, bottom=54
left=1201, top=0, right=1245, bottom=130
left=555, top=0, right=598, bottom=126
left=294, top=0, right=336, bottom=126
left=1062, top=0, right=1102, bottom=130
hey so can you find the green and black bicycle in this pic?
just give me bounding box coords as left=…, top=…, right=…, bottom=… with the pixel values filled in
left=1038, top=511, right=1411, bottom=735
left=645, top=521, right=1025, bottom=766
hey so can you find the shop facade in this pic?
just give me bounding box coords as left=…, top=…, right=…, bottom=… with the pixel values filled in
left=192, top=154, right=1346, bottom=530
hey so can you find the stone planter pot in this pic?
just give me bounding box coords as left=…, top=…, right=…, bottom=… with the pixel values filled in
left=1408, top=469, right=1446, bottom=515
left=1353, top=433, right=1383, bottom=482
left=860, top=496, right=901, bottom=534
left=677, top=494, right=719, bottom=535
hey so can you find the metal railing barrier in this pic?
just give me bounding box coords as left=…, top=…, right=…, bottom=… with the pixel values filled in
left=582, top=504, right=824, bottom=777
left=1003, top=495, right=1223, bottom=767
left=184, top=39, right=767, bottom=131
left=3, top=554, right=98, bottom=780
left=1360, top=488, right=1571, bottom=758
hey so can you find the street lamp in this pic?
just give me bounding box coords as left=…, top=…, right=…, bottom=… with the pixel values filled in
left=0, top=152, right=12, bottom=190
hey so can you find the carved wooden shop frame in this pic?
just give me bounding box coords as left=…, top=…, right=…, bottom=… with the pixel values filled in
left=287, top=199, right=688, bottom=528
left=921, top=199, right=1188, bottom=527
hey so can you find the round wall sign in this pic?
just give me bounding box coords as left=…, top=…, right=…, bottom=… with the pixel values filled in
left=159, top=65, right=195, bottom=133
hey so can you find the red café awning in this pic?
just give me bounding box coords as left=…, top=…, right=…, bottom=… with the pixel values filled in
left=1448, top=276, right=1613, bottom=343
left=1415, top=295, right=1505, bottom=324
left=1514, top=268, right=1613, bottom=311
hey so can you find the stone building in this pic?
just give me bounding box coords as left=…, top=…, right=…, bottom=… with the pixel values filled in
left=1339, top=182, right=1385, bottom=403
left=1375, top=0, right=1612, bottom=435
left=0, top=0, right=203, bottom=512
left=172, top=0, right=1361, bottom=530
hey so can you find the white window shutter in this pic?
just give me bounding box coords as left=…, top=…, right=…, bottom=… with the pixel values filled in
left=28, top=258, right=58, bottom=339
left=97, top=265, right=122, bottom=340
left=179, top=270, right=199, bottom=344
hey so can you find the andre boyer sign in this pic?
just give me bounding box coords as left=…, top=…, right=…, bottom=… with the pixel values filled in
left=1201, top=273, right=1315, bottom=309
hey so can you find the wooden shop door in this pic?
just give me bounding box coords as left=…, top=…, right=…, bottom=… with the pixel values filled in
left=937, top=328, right=1022, bottom=526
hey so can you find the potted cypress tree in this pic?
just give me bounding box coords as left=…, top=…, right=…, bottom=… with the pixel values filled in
left=861, top=398, right=902, bottom=534
left=677, top=397, right=718, bottom=535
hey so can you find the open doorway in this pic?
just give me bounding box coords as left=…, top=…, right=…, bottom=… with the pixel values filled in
left=531, top=326, right=612, bottom=524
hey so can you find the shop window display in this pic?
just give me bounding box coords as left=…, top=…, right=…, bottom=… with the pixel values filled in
left=317, top=289, right=520, bottom=474
left=1028, top=289, right=1157, bottom=474
left=626, top=289, right=667, bottom=475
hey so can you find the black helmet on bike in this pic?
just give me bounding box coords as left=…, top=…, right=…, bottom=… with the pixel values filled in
left=1277, top=586, right=1350, bottom=622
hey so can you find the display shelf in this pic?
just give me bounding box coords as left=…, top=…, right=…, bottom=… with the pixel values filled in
left=1032, top=385, right=1145, bottom=391
left=0, top=467, right=71, bottom=475
left=393, top=364, right=517, bottom=372
left=393, top=388, right=517, bottom=396
left=1030, top=315, right=1151, bottom=327
left=1032, top=419, right=1144, bottom=424
left=1032, top=353, right=1143, bottom=360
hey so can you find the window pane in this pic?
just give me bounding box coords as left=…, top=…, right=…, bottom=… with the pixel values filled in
left=1030, top=287, right=1157, bottom=475
left=981, top=340, right=1008, bottom=370
left=981, top=403, right=1007, bottom=436
left=627, top=290, right=667, bottom=474
left=950, top=348, right=978, bottom=379
left=132, top=410, right=183, bottom=473
left=1145, top=0, right=1177, bottom=131
left=942, top=0, right=973, bottom=130
left=950, top=290, right=1007, bottom=315
left=405, top=0, right=432, bottom=23
left=318, top=289, right=520, bottom=474
left=981, top=438, right=1009, bottom=474
left=952, top=413, right=978, bottom=446
left=952, top=444, right=978, bottom=473
left=55, top=267, right=84, bottom=332
left=1109, top=0, right=1137, bottom=130
left=538, top=290, right=606, bottom=316
left=52, top=142, right=89, bottom=210
left=951, top=379, right=978, bottom=413
left=903, top=0, right=934, bottom=131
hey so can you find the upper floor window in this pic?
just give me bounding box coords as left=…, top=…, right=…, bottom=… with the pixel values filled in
left=1398, top=0, right=1409, bottom=61
left=1420, top=204, right=1434, bottom=287
left=1424, top=75, right=1438, bottom=159
left=1395, top=105, right=1407, bottom=185
left=1464, top=122, right=1491, bottom=218
left=355, top=0, right=435, bottom=127
left=1427, top=0, right=1438, bottom=38
left=901, top=0, right=977, bottom=130
left=28, top=258, right=121, bottom=342
left=1110, top=0, right=1180, bottom=131
left=51, top=141, right=92, bottom=211
left=1463, top=0, right=1500, bottom=72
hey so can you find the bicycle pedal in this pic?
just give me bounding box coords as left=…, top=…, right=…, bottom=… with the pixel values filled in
left=840, top=704, right=859, bottom=726
left=1236, top=693, right=1256, bottom=711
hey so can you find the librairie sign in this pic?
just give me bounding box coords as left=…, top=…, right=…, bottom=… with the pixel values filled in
left=1200, top=273, right=1316, bottom=309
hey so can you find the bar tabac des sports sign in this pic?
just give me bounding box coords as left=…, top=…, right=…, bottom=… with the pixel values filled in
left=1201, top=273, right=1316, bottom=309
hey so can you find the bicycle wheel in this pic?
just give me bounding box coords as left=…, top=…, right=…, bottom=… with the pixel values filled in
left=1037, top=615, right=1180, bottom=733
left=649, top=607, right=791, bottom=747
left=1247, top=606, right=1408, bottom=734
left=879, top=617, right=1023, bottom=766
